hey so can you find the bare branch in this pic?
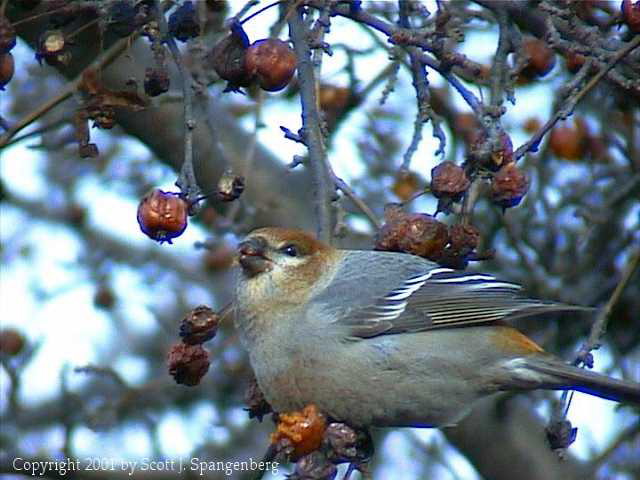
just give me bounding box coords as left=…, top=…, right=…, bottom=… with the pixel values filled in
left=288, top=5, right=335, bottom=243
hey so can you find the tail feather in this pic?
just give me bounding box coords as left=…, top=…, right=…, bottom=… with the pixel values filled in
left=523, top=356, right=640, bottom=405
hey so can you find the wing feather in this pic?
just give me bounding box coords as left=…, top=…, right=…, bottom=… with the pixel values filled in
left=317, top=251, right=589, bottom=339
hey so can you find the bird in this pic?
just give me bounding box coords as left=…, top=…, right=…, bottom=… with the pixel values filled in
left=234, top=227, right=640, bottom=428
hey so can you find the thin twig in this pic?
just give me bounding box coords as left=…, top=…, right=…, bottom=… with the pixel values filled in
left=233, top=0, right=262, bottom=23
left=549, top=247, right=640, bottom=442
left=0, top=118, right=68, bottom=149
left=398, top=1, right=445, bottom=168
left=250, top=443, right=278, bottom=480
left=586, top=420, right=640, bottom=477
left=9, top=3, right=97, bottom=27
left=332, top=174, right=381, bottom=229
left=460, top=177, right=483, bottom=225
left=226, top=90, right=264, bottom=223
left=66, top=17, right=100, bottom=40
left=288, top=5, right=335, bottom=243
left=417, top=51, right=482, bottom=114
left=489, top=8, right=511, bottom=108
left=0, top=34, right=138, bottom=148
left=155, top=1, right=200, bottom=204
left=574, top=248, right=640, bottom=366
left=515, top=35, right=640, bottom=160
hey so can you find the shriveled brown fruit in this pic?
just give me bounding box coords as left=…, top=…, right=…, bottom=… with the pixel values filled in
left=565, top=52, right=585, bottom=74
left=167, top=343, right=210, bottom=386
left=520, top=37, right=556, bottom=80
left=93, top=285, right=116, bottom=310
left=144, top=67, right=170, bottom=97
left=549, top=118, right=589, bottom=160
left=392, top=171, right=421, bottom=202
left=454, top=113, right=481, bottom=146
left=203, top=244, right=235, bottom=272
left=430, top=161, right=470, bottom=201
left=448, top=223, right=480, bottom=257
left=245, top=38, right=297, bottom=92
left=136, top=189, right=189, bottom=243
left=168, top=0, right=200, bottom=42
left=433, top=223, right=482, bottom=269
left=244, top=375, right=273, bottom=422
left=270, top=405, right=327, bottom=461
left=0, top=328, right=26, bottom=356
left=179, top=305, right=219, bottom=345
left=323, top=423, right=374, bottom=465
left=522, top=117, right=541, bottom=134
left=211, top=29, right=253, bottom=90
left=319, top=84, right=352, bottom=113
left=216, top=170, right=245, bottom=201
left=290, top=452, right=337, bottom=480
left=375, top=207, right=449, bottom=261
left=491, top=163, right=529, bottom=209
left=471, top=131, right=513, bottom=171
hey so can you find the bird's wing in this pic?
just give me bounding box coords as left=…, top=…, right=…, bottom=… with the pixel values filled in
left=317, top=250, right=588, bottom=339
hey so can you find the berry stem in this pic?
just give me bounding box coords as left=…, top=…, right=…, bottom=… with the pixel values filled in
left=155, top=0, right=201, bottom=207
left=239, top=0, right=284, bottom=25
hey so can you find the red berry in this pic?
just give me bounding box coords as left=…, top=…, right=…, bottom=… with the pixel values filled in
left=0, top=53, right=14, bottom=90
left=245, top=39, right=297, bottom=92
left=622, top=0, right=640, bottom=33
left=137, top=189, right=189, bottom=243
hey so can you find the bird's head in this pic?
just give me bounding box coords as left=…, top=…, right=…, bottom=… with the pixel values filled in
left=236, top=228, right=341, bottom=314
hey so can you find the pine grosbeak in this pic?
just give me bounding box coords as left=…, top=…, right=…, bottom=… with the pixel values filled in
left=235, top=227, right=640, bottom=427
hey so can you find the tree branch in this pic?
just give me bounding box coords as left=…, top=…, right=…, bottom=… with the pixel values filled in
left=288, top=5, right=334, bottom=243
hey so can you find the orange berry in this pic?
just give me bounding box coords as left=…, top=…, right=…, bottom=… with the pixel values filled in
left=270, top=405, right=327, bottom=460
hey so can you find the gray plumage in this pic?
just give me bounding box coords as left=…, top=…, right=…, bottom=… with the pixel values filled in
left=235, top=230, right=640, bottom=428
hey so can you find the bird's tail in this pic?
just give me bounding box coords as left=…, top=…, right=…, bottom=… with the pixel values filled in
left=522, top=356, right=640, bottom=405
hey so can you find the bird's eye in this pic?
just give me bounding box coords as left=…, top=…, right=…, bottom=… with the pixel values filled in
left=280, top=244, right=299, bottom=257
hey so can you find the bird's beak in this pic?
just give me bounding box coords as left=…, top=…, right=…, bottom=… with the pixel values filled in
left=238, top=236, right=272, bottom=277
